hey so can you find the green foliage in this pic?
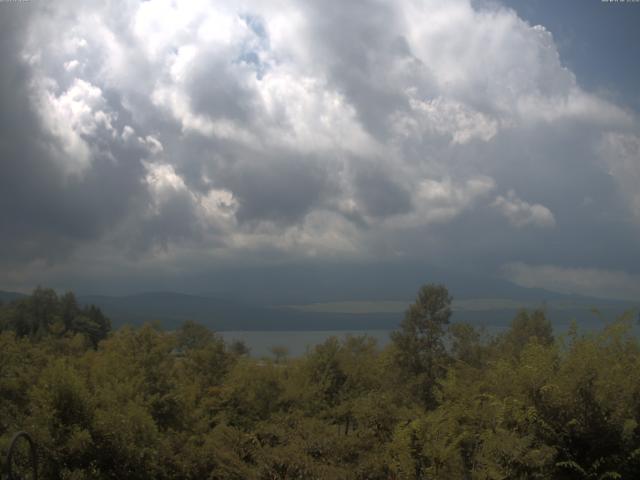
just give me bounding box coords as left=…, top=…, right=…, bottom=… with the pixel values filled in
left=494, top=308, right=554, bottom=359
left=449, top=322, right=486, bottom=367
left=0, top=287, right=111, bottom=347
left=2, top=286, right=640, bottom=479
left=391, top=283, right=453, bottom=408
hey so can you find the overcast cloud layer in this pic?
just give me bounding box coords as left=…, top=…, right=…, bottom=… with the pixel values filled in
left=1, top=0, right=639, bottom=299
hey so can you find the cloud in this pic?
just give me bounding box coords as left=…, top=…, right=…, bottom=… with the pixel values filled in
left=0, top=0, right=639, bottom=291
left=410, top=176, right=496, bottom=225
left=353, top=167, right=413, bottom=218
left=32, top=78, right=116, bottom=175
left=492, top=190, right=556, bottom=228
left=599, top=132, right=640, bottom=221
left=503, top=262, right=640, bottom=301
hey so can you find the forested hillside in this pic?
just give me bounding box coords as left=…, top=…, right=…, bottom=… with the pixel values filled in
left=1, top=286, right=640, bottom=479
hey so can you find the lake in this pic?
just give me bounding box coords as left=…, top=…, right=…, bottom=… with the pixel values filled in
left=220, top=330, right=394, bottom=357
left=218, top=317, right=613, bottom=358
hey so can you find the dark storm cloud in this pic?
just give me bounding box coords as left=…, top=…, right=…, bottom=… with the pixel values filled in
left=302, top=0, right=420, bottom=139
left=354, top=167, right=413, bottom=218
left=0, top=5, right=152, bottom=265
left=379, top=116, right=640, bottom=273
left=224, top=156, right=332, bottom=226
left=0, top=8, right=106, bottom=263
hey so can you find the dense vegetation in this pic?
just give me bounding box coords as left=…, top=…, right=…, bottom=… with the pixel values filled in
left=1, top=285, right=640, bottom=479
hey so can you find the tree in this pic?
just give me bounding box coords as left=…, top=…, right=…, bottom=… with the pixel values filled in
left=176, top=320, right=215, bottom=351
left=75, top=305, right=111, bottom=347
left=59, top=291, right=79, bottom=334
left=391, top=284, right=452, bottom=409
left=270, top=345, right=289, bottom=364
left=448, top=322, right=485, bottom=367
left=0, top=289, right=110, bottom=347
left=494, top=308, right=554, bottom=359
left=229, top=339, right=250, bottom=357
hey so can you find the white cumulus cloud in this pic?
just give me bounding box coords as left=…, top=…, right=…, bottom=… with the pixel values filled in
left=492, top=191, right=556, bottom=228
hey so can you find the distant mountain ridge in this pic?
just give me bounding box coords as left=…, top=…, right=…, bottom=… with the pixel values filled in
left=0, top=290, right=26, bottom=303
left=76, top=291, right=404, bottom=331
left=84, top=293, right=636, bottom=332
left=1, top=288, right=637, bottom=332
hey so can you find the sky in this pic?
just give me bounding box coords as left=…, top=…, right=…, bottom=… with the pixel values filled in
left=1, top=0, right=639, bottom=301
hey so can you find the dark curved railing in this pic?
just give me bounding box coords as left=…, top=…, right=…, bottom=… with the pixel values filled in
left=4, top=431, right=37, bottom=480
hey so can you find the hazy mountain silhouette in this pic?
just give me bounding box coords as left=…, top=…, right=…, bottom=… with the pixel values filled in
left=1, top=277, right=636, bottom=331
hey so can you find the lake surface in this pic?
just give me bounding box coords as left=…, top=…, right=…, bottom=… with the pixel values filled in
left=220, top=330, right=394, bottom=357
left=220, top=326, right=511, bottom=357
left=219, top=318, right=612, bottom=358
